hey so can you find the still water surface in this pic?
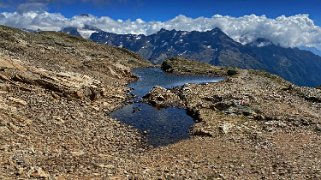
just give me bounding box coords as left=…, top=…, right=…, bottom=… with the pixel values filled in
left=110, top=67, right=223, bottom=147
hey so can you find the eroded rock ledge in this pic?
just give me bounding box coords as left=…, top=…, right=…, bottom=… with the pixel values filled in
left=144, top=59, right=321, bottom=139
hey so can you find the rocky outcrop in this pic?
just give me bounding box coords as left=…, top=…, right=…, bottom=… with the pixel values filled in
left=183, top=69, right=320, bottom=134
left=142, top=63, right=321, bottom=139
left=161, top=57, right=228, bottom=76
left=292, top=86, right=321, bottom=103
left=143, top=86, right=184, bottom=107
left=140, top=58, right=321, bottom=178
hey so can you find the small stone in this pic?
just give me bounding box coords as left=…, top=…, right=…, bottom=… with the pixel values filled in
left=0, top=74, right=9, bottom=81
left=8, top=122, right=19, bottom=132
left=219, top=123, right=234, bottom=134
left=0, top=91, right=6, bottom=95
left=265, top=121, right=287, bottom=127
left=53, top=116, right=65, bottom=124
left=241, top=107, right=255, bottom=116
left=51, top=92, right=60, bottom=99
left=8, top=97, right=28, bottom=106
left=300, top=118, right=311, bottom=126
left=315, top=124, right=321, bottom=132
left=0, top=84, right=11, bottom=91
left=192, top=128, right=213, bottom=137
left=102, top=102, right=110, bottom=107
left=16, top=116, right=33, bottom=126
left=215, top=101, right=233, bottom=111
left=75, top=90, right=85, bottom=99
left=109, top=176, right=126, bottom=180
left=29, top=167, right=50, bottom=178
left=16, top=167, right=24, bottom=175
left=71, top=150, right=85, bottom=156
left=0, top=144, right=9, bottom=151
left=96, top=164, right=115, bottom=169
left=111, top=94, right=125, bottom=100
left=92, top=106, right=100, bottom=111
left=278, top=122, right=287, bottom=127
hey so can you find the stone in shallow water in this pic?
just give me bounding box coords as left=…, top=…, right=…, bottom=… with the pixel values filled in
left=110, top=67, right=223, bottom=147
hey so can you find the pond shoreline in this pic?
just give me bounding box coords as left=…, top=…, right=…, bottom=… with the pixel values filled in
left=109, top=67, right=224, bottom=147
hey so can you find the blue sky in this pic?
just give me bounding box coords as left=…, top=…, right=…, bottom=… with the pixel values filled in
left=0, top=0, right=320, bottom=24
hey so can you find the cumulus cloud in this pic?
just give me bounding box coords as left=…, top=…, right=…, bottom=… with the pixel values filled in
left=0, top=10, right=321, bottom=50
left=0, top=11, right=66, bottom=31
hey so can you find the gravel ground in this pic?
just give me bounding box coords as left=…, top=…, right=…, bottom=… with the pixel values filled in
left=1, top=25, right=321, bottom=179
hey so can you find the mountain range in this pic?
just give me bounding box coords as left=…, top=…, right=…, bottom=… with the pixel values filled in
left=62, top=26, right=321, bottom=87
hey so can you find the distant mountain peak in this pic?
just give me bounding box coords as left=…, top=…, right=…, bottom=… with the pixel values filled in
left=208, top=27, right=223, bottom=32
left=158, top=28, right=170, bottom=33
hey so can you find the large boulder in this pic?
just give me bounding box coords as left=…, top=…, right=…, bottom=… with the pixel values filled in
left=143, top=86, right=184, bottom=108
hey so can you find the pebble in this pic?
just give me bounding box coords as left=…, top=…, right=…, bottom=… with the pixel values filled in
left=219, top=123, right=234, bottom=134
left=8, top=97, right=28, bottom=106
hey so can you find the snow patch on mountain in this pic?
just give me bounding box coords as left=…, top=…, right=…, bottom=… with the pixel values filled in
left=77, top=29, right=97, bottom=39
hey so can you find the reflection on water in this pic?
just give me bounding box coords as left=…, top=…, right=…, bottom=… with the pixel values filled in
left=110, top=67, right=223, bottom=147
left=110, top=103, right=194, bottom=146
left=130, top=67, right=224, bottom=97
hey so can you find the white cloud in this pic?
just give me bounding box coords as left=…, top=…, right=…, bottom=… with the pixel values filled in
left=0, top=11, right=67, bottom=31
left=1, top=11, right=321, bottom=50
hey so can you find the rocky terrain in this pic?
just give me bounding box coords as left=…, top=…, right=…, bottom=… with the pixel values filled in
left=1, top=25, right=321, bottom=179
left=0, top=25, right=152, bottom=179
left=143, top=58, right=321, bottom=179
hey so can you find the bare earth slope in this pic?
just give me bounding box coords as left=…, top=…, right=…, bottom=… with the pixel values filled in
left=1, top=26, right=321, bottom=179
left=0, top=25, right=151, bottom=178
